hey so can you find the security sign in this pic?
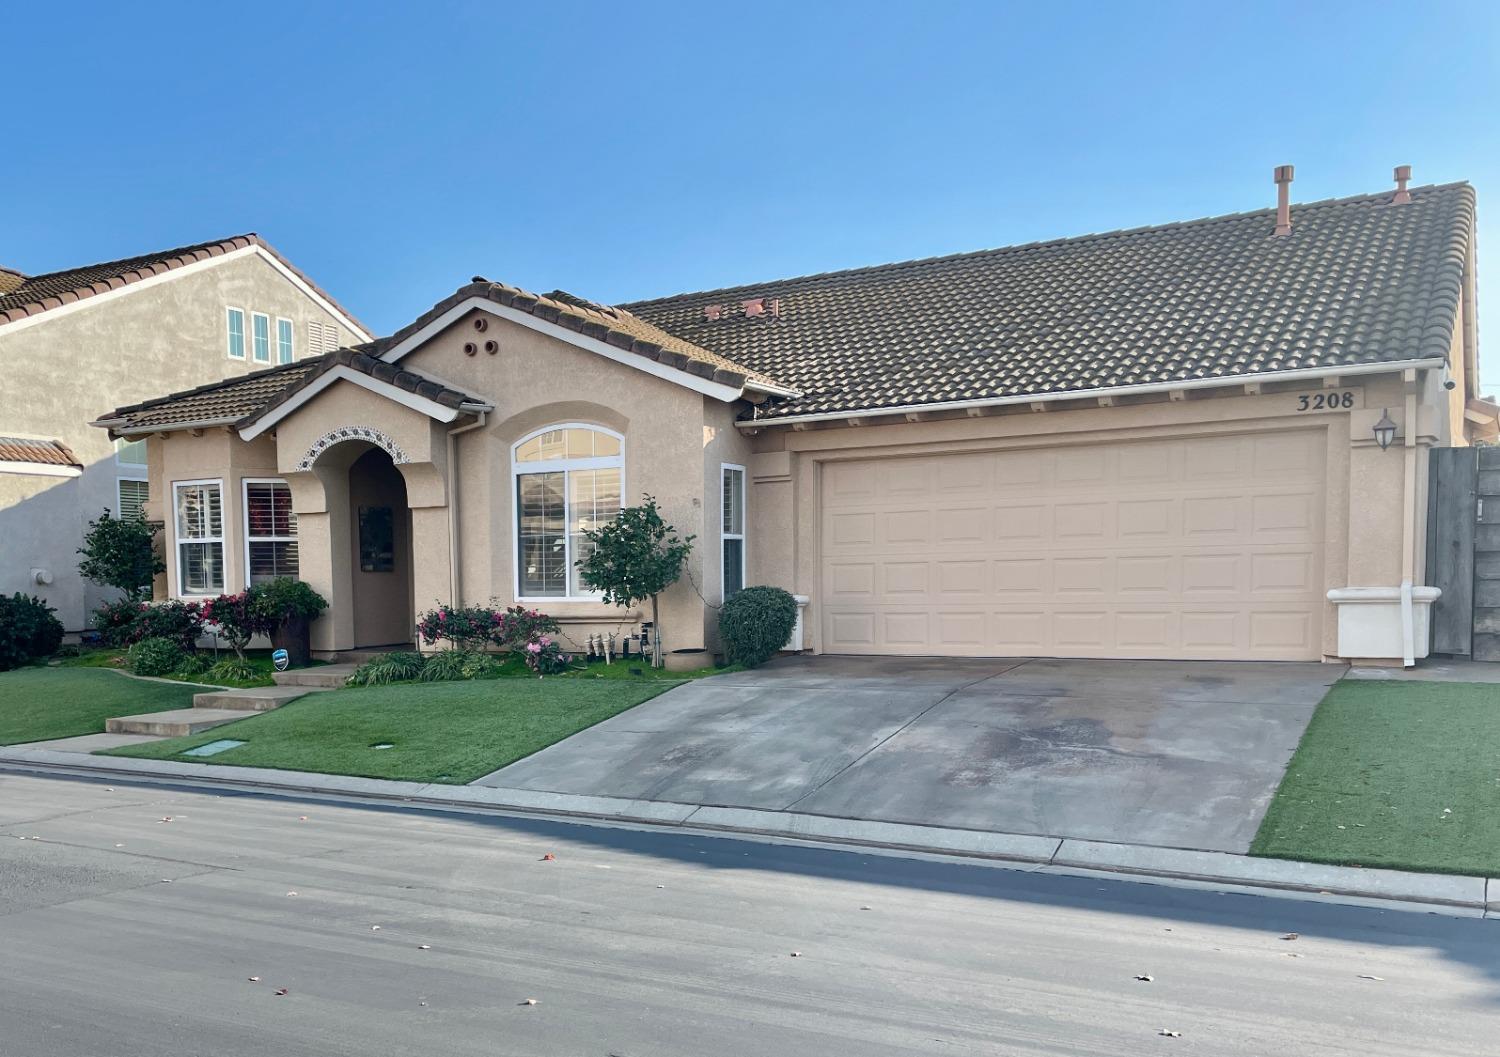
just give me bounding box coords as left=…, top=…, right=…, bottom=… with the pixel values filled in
left=272, top=648, right=290, bottom=672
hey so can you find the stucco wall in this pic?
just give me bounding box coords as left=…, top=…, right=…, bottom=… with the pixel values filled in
left=0, top=249, right=363, bottom=629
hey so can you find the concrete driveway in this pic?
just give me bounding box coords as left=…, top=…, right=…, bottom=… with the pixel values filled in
left=476, top=656, right=1342, bottom=853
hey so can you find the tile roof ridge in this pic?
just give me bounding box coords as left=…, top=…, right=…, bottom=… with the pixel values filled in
left=13, top=233, right=259, bottom=284
left=621, top=181, right=1474, bottom=309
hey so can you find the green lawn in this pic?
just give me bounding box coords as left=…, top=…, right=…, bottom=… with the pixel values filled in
left=0, top=667, right=200, bottom=746
left=57, top=648, right=288, bottom=688
left=1252, top=680, right=1500, bottom=876
left=101, top=677, right=678, bottom=783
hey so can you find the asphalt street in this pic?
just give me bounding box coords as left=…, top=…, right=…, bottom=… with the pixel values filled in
left=1, top=771, right=1496, bottom=1056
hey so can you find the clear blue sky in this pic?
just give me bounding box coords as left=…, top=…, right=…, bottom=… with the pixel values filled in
left=5, top=1, right=1498, bottom=374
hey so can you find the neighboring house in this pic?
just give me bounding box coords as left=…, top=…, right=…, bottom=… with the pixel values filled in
left=1, top=235, right=371, bottom=631
left=94, top=174, right=1489, bottom=665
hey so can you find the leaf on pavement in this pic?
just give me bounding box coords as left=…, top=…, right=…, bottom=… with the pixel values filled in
left=1158, top=1029, right=1182, bottom=1038
left=274, top=988, right=289, bottom=996
left=520, top=998, right=538, bottom=1006
left=1134, top=974, right=1153, bottom=982
left=540, top=853, right=556, bottom=861
left=1281, top=933, right=1299, bottom=941
left=1357, top=974, right=1384, bottom=981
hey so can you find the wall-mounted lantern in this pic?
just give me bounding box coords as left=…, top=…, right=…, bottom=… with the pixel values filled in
left=1373, top=409, right=1398, bottom=451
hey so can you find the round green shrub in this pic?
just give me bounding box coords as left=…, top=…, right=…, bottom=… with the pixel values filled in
left=717, top=587, right=798, bottom=668
left=127, top=636, right=186, bottom=677
left=0, top=593, right=66, bottom=670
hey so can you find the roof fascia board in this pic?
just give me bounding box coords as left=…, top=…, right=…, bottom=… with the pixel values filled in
left=742, top=357, right=1447, bottom=429
left=106, top=417, right=241, bottom=437
left=378, top=296, right=745, bottom=403
left=0, top=461, right=83, bottom=478
left=0, top=245, right=259, bottom=337
left=251, top=245, right=373, bottom=342
left=238, top=364, right=468, bottom=442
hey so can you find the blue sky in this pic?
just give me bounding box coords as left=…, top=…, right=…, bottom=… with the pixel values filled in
left=4, top=1, right=1498, bottom=374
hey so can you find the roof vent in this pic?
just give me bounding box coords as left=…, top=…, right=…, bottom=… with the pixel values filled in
left=742, top=298, right=765, bottom=317
left=1391, top=165, right=1413, bottom=205
left=1273, top=165, right=1294, bottom=236
left=704, top=304, right=722, bottom=321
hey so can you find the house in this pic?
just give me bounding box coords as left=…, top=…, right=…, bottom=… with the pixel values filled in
left=93, top=171, right=1488, bottom=665
left=1, top=235, right=371, bottom=631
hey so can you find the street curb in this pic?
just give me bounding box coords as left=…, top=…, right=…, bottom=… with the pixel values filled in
left=1, top=747, right=1494, bottom=914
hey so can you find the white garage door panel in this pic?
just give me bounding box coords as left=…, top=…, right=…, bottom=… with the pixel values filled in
left=820, top=432, right=1326, bottom=660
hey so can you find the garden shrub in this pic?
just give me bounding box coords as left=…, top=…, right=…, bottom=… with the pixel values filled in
left=494, top=606, right=561, bottom=651
left=522, top=636, right=571, bottom=675
left=718, top=586, right=798, bottom=668
left=175, top=653, right=213, bottom=678
left=419, top=649, right=498, bottom=681
left=205, top=657, right=260, bottom=685
left=346, top=651, right=427, bottom=686
left=0, top=593, right=66, bottom=671
left=127, top=636, right=186, bottom=677
left=200, top=591, right=270, bottom=660
left=77, top=509, right=163, bottom=602
left=251, top=577, right=328, bottom=628
left=132, top=600, right=204, bottom=651
left=92, top=597, right=143, bottom=647
left=416, top=604, right=500, bottom=652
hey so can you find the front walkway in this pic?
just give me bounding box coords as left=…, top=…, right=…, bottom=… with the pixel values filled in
left=475, top=655, right=1342, bottom=853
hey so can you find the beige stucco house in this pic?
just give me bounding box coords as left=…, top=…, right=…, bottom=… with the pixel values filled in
left=1, top=235, right=370, bottom=630
left=95, top=174, right=1490, bottom=666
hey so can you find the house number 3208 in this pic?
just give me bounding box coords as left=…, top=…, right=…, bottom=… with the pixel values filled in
left=1296, top=391, right=1355, bottom=411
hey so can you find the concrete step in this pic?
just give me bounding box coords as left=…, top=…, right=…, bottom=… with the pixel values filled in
left=106, top=708, right=252, bottom=737
left=318, top=647, right=416, bottom=665
left=272, top=663, right=358, bottom=688
left=191, top=685, right=322, bottom=711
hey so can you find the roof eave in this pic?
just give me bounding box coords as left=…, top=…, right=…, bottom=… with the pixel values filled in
left=740, top=357, right=1448, bottom=428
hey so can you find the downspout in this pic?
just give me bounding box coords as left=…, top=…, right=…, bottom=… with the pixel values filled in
left=446, top=412, right=489, bottom=608
left=1399, top=371, right=1420, bottom=667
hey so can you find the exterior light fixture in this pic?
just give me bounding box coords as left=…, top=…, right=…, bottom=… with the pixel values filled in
left=1373, top=409, right=1398, bottom=451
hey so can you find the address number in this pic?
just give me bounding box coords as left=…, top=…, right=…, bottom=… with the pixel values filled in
left=1296, top=391, right=1355, bottom=411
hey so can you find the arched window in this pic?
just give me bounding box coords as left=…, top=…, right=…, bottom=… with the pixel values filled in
left=511, top=424, right=623, bottom=599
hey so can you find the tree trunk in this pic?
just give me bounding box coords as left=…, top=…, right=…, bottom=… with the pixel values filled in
left=650, top=593, right=662, bottom=668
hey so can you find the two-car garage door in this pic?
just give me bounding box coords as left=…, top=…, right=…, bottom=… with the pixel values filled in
left=820, top=430, right=1327, bottom=660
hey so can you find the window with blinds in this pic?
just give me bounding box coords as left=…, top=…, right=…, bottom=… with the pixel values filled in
left=244, top=479, right=299, bottom=584
left=117, top=479, right=149, bottom=521
left=174, top=481, right=224, bottom=595
left=721, top=464, right=746, bottom=599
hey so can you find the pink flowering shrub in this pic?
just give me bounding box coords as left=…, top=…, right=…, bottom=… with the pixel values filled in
left=415, top=603, right=562, bottom=655
left=523, top=636, right=569, bottom=675
left=200, top=591, right=268, bottom=660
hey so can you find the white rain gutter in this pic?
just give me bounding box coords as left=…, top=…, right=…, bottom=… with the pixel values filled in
left=446, top=411, right=489, bottom=607
left=738, top=357, right=1447, bottom=429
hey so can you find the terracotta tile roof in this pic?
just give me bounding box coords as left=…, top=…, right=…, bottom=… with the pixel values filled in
left=623, top=182, right=1476, bottom=420
left=380, top=279, right=780, bottom=391
left=94, top=348, right=489, bottom=435
left=0, top=266, right=26, bottom=296
left=0, top=435, right=81, bottom=467
left=0, top=234, right=370, bottom=336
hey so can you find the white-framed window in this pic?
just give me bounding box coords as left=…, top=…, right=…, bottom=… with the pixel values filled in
left=721, top=463, right=746, bottom=599
left=226, top=307, right=246, bottom=359
left=174, top=479, right=224, bottom=596
left=276, top=318, right=294, bottom=364
left=251, top=312, right=271, bottom=363
left=115, top=437, right=147, bottom=468
left=115, top=438, right=149, bottom=520
left=511, top=424, right=623, bottom=600
left=117, top=479, right=150, bottom=521
left=243, top=478, right=298, bottom=584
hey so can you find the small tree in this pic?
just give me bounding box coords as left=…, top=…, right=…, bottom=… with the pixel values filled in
left=576, top=496, right=694, bottom=667
left=78, top=509, right=163, bottom=602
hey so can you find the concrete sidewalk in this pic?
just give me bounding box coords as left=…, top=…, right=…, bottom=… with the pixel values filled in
left=1, top=744, right=1494, bottom=917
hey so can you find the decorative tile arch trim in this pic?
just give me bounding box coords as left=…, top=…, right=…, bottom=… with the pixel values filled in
left=296, top=426, right=410, bottom=471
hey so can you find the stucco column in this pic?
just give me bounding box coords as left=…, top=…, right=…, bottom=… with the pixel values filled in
left=287, top=468, right=354, bottom=654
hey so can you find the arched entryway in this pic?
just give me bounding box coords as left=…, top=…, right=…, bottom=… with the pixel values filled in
left=347, top=446, right=414, bottom=647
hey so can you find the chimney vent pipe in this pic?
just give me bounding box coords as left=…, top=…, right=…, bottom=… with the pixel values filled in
left=1391, top=165, right=1413, bottom=205
left=1273, top=165, right=1295, bottom=236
